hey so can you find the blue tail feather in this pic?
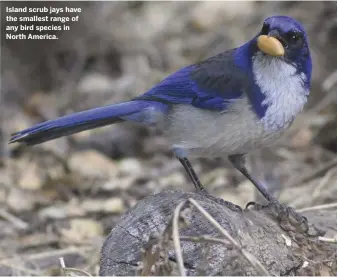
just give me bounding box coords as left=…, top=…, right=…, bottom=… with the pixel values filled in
left=9, top=100, right=167, bottom=145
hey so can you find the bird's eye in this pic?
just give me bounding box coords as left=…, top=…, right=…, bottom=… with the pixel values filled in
left=286, top=31, right=302, bottom=44
left=261, top=23, right=269, bottom=35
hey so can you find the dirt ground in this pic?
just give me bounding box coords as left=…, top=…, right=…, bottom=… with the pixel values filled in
left=0, top=1, right=336, bottom=275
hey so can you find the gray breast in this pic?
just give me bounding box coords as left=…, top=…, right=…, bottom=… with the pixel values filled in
left=164, top=97, right=286, bottom=158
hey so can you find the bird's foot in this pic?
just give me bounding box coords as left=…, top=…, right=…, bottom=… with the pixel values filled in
left=197, top=189, right=242, bottom=212
left=246, top=199, right=325, bottom=237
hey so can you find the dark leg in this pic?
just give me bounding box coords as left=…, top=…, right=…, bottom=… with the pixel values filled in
left=177, top=157, right=206, bottom=192
left=228, top=154, right=322, bottom=235
left=177, top=156, right=242, bottom=211
left=228, top=154, right=273, bottom=202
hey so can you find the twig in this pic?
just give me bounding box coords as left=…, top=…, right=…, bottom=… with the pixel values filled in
left=0, top=208, right=29, bottom=230
left=288, top=159, right=337, bottom=188
left=297, top=202, right=337, bottom=213
left=25, top=246, right=92, bottom=260
left=172, top=200, right=187, bottom=277
left=318, top=237, right=337, bottom=244
left=59, top=257, right=66, bottom=275
left=322, top=71, right=337, bottom=92
left=59, top=256, right=92, bottom=276
left=140, top=241, right=161, bottom=276
left=1, top=246, right=93, bottom=263
left=188, top=198, right=270, bottom=276
left=312, top=167, right=336, bottom=199
left=63, top=267, right=93, bottom=276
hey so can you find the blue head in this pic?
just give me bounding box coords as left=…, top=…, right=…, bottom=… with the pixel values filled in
left=231, top=16, right=313, bottom=129
left=254, top=16, right=312, bottom=88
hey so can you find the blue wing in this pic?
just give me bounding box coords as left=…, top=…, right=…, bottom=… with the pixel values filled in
left=137, top=49, right=253, bottom=111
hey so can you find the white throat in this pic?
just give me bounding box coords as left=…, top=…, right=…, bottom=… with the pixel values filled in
left=252, top=53, right=309, bottom=131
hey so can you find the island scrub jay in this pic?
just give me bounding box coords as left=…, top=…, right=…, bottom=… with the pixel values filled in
left=10, top=16, right=312, bottom=232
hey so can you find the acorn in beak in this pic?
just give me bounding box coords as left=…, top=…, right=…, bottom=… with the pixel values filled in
left=257, top=32, right=285, bottom=57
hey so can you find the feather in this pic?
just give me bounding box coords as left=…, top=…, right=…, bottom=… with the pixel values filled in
left=9, top=100, right=167, bottom=145
left=137, top=48, right=255, bottom=111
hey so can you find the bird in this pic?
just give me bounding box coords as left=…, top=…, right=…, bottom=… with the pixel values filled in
left=9, top=16, right=312, bottom=230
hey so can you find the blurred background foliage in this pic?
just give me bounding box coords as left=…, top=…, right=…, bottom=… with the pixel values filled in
left=0, top=1, right=336, bottom=275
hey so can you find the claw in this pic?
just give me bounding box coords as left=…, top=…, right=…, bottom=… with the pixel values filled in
left=245, top=201, right=265, bottom=209
left=245, top=201, right=256, bottom=209
left=244, top=199, right=324, bottom=236
left=277, top=206, right=309, bottom=233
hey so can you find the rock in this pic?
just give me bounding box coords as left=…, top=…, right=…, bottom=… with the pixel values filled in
left=99, top=190, right=336, bottom=276
left=40, top=198, right=125, bottom=219
left=65, top=199, right=87, bottom=217
left=38, top=138, right=70, bottom=158
left=158, top=172, right=186, bottom=189
left=102, top=198, right=125, bottom=213
left=101, top=176, right=136, bottom=191
left=18, top=162, right=44, bottom=190
left=7, top=189, right=36, bottom=212
left=80, top=199, right=105, bottom=213
left=39, top=199, right=88, bottom=219
left=69, top=150, right=117, bottom=178
left=77, top=73, right=115, bottom=96
left=117, top=158, right=144, bottom=177
left=60, top=219, right=103, bottom=243
left=39, top=205, right=68, bottom=219
left=80, top=198, right=125, bottom=214
left=45, top=163, right=68, bottom=181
